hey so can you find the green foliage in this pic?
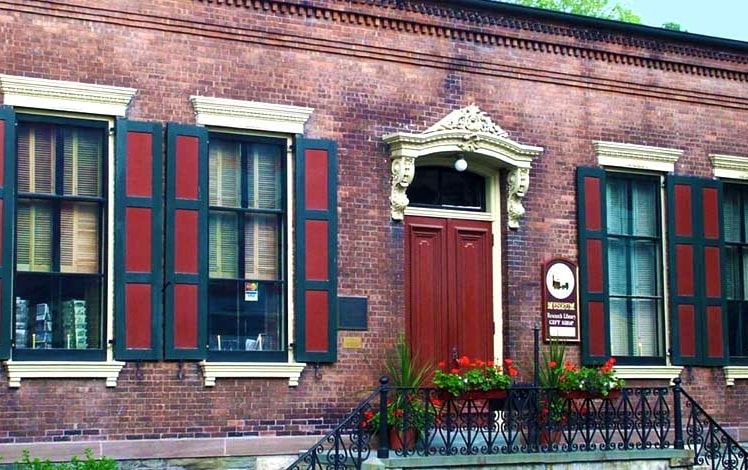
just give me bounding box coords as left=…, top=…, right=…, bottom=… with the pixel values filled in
left=662, top=22, right=683, bottom=31
left=557, top=357, right=625, bottom=396
left=538, top=340, right=567, bottom=388
left=361, top=392, right=437, bottom=433
left=433, top=356, right=518, bottom=396
left=383, top=334, right=431, bottom=388
left=16, top=449, right=117, bottom=470
left=501, top=0, right=641, bottom=23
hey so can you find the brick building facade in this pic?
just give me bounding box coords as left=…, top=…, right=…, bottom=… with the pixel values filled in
left=1, top=0, right=748, bottom=465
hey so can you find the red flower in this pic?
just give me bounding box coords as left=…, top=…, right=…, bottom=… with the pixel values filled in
left=437, top=361, right=446, bottom=369
left=548, top=361, right=557, bottom=369
left=458, top=355, right=471, bottom=367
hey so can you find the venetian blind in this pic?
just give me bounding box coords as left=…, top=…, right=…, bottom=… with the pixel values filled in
left=209, top=140, right=240, bottom=278
left=17, top=125, right=54, bottom=271
left=245, top=144, right=281, bottom=280
left=61, top=129, right=101, bottom=273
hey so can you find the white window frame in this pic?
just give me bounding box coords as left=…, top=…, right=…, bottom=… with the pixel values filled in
left=710, top=153, right=748, bottom=386
left=0, top=74, right=136, bottom=387
left=593, top=141, right=683, bottom=382
left=191, top=96, right=313, bottom=387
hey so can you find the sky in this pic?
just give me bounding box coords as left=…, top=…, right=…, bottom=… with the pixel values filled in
left=621, top=0, right=748, bottom=43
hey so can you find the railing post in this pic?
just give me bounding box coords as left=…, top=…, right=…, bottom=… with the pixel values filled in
left=377, top=375, right=390, bottom=459
left=673, top=377, right=684, bottom=450
left=533, top=324, right=540, bottom=387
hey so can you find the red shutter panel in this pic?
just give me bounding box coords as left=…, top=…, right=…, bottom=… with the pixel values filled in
left=114, top=120, right=164, bottom=360
left=576, top=167, right=610, bottom=363
left=164, top=124, right=208, bottom=360
left=667, top=176, right=726, bottom=366
left=0, top=106, right=15, bottom=360
left=294, top=137, right=338, bottom=363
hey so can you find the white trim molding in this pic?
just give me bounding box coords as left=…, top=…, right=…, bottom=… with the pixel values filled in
left=593, top=141, right=683, bottom=173
left=383, top=104, right=543, bottom=226
left=5, top=361, right=126, bottom=388
left=0, top=74, right=135, bottom=116
left=613, top=365, right=683, bottom=384
left=190, top=96, right=313, bottom=134
left=710, top=153, right=748, bottom=180
left=723, top=366, right=748, bottom=386
left=199, top=361, right=306, bottom=387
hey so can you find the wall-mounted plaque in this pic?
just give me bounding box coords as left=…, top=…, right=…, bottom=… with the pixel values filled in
left=542, top=258, right=580, bottom=342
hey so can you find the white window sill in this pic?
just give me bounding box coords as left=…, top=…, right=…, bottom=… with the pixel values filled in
left=723, top=366, right=748, bottom=386
left=199, top=361, right=306, bottom=387
left=613, top=365, right=683, bottom=384
left=5, top=360, right=126, bottom=388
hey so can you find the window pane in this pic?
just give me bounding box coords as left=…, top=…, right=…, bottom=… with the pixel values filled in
left=632, top=240, right=657, bottom=296
left=725, top=189, right=741, bottom=243
left=63, top=127, right=103, bottom=197
left=606, top=178, right=627, bottom=235
left=14, top=273, right=102, bottom=350
left=208, top=280, right=283, bottom=352
left=247, top=144, right=282, bottom=210
left=16, top=201, right=53, bottom=272
left=631, top=180, right=657, bottom=237
left=609, top=298, right=629, bottom=356
left=17, top=124, right=55, bottom=194
left=607, top=238, right=627, bottom=295
left=209, top=140, right=241, bottom=208
left=725, top=245, right=740, bottom=300
left=245, top=213, right=279, bottom=281
left=209, top=212, right=238, bottom=278
left=60, top=202, right=100, bottom=273
left=632, top=299, right=661, bottom=356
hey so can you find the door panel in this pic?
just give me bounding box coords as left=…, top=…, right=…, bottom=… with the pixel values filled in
left=405, top=216, right=493, bottom=366
left=451, top=220, right=493, bottom=362
left=405, top=217, right=449, bottom=366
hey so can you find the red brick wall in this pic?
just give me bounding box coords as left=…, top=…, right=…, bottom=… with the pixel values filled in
left=0, top=0, right=747, bottom=449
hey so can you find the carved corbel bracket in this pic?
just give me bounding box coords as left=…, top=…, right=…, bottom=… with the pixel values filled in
left=390, top=156, right=416, bottom=220
left=507, top=167, right=530, bottom=229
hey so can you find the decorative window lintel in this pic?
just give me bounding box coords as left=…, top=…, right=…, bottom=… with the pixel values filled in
left=710, top=153, right=748, bottom=180
left=593, top=141, right=682, bottom=173
left=383, top=105, right=543, bottom=227
left=0, top=74, right=135, bottom=116
left=190, top=96, right=313, bottom=134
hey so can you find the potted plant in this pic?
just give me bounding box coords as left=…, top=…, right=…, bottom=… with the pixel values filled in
left=362, top=334, right=435, bottom=451
left=433, top=355, right=518, bottom=399
left=558, top=357, right=625, bottom=398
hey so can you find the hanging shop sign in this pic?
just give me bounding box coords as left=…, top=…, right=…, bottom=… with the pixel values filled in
left=542, top=258, right=580, bottom=342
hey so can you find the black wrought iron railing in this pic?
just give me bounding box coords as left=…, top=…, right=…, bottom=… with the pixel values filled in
left=286, top=377, right=748, bottom=470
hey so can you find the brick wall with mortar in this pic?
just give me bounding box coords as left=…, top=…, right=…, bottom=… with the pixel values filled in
left=1, top=0, right=748, bottom=457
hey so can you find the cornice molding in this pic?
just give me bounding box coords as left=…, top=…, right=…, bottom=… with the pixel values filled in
left=593, top=141, right=683, bottom=173
left=190, top=96, right=313, bottom=134
left=195, top=0, right=748, bottom=82
left=710, top=153, right=748, bottom=180
left=0, top=74, right=136, bottom=116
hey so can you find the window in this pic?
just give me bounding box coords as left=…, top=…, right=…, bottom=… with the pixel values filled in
left=408, top=166, right=486, bottom=211
left=724, top=184, right=748, bottom=361
left=13, top=116, right=107, bottom=360
left=606, top=174, right=664, bottom=359
left=207, top=134, right=286, bottom=360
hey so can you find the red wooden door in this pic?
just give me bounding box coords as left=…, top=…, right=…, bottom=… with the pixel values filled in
left=405, top=216, right=493, bottom=366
